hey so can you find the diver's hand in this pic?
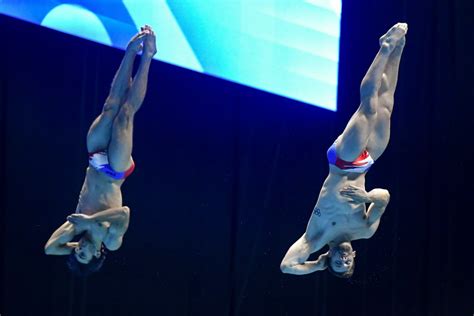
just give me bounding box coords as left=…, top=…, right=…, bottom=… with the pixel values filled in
left=317, top=251, right=330, bottom=270
left=67, top=213, right=93, bottom=230
left=65, top=242, right=79, bottom=249
left=340, top=185, right=371, bottom=204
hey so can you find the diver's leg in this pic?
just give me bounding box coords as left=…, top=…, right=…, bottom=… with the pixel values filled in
left=336, top=23, right=407, bottom=161
left=107, top=26, right=156, bottom=171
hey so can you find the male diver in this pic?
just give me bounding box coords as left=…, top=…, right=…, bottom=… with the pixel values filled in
left=44, top=25, right=157, bottom=276
left=280, top=23, right=408, bottom=278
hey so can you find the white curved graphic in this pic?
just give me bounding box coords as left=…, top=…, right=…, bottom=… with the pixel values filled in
left=41, top=4, right=112, bottom=46
left=1, top=0, right=342, bottom=111
left=123, top=0, right=203, bottom=72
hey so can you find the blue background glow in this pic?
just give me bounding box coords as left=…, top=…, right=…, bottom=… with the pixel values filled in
left=0, top=0, right=342, bottom=110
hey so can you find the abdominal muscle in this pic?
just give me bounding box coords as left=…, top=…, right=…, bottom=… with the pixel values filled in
left=305, top=169, right=369, bottom=242
left=75, top=167, right=124, bottom=216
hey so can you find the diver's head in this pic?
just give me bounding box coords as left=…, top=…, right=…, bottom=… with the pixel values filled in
left=67, top=236, right=106, bottom=276
left=327, top=242, right=356, bottom=278
left=74, top=237, right=101, bottom=263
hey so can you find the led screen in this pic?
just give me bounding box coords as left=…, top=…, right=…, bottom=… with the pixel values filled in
left=0, top=0, right=342, bottom=110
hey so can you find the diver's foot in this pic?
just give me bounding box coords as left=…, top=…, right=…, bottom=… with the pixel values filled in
left=379, top=23, right=408, bottom=53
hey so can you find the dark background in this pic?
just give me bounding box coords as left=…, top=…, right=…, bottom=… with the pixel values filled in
left=1, top=1, right=473, bottom=315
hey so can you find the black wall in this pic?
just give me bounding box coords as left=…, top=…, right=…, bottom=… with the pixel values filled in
left=1, top=1, right=473, bottom=315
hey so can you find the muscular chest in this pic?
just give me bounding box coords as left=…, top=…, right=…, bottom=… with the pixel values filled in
left=308, top=203, right=370, bottom=240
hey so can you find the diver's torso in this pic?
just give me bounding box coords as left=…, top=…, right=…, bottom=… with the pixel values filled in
left=305, top=168, right=377, bottom=243
left=76, top=167, right=124, bottom=215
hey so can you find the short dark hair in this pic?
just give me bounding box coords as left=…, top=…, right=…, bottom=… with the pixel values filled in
left=67, top=246, right=107, bottom=277
left=326, top=257, right=355, bottom=279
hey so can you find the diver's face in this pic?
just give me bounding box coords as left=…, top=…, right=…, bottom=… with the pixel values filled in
left=74, top=239, right=96, bottom=264
left=330, top=243, right=356, bottom=273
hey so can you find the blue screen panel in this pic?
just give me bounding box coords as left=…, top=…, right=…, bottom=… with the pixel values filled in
left=0, top=0, right=342, bottom=111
